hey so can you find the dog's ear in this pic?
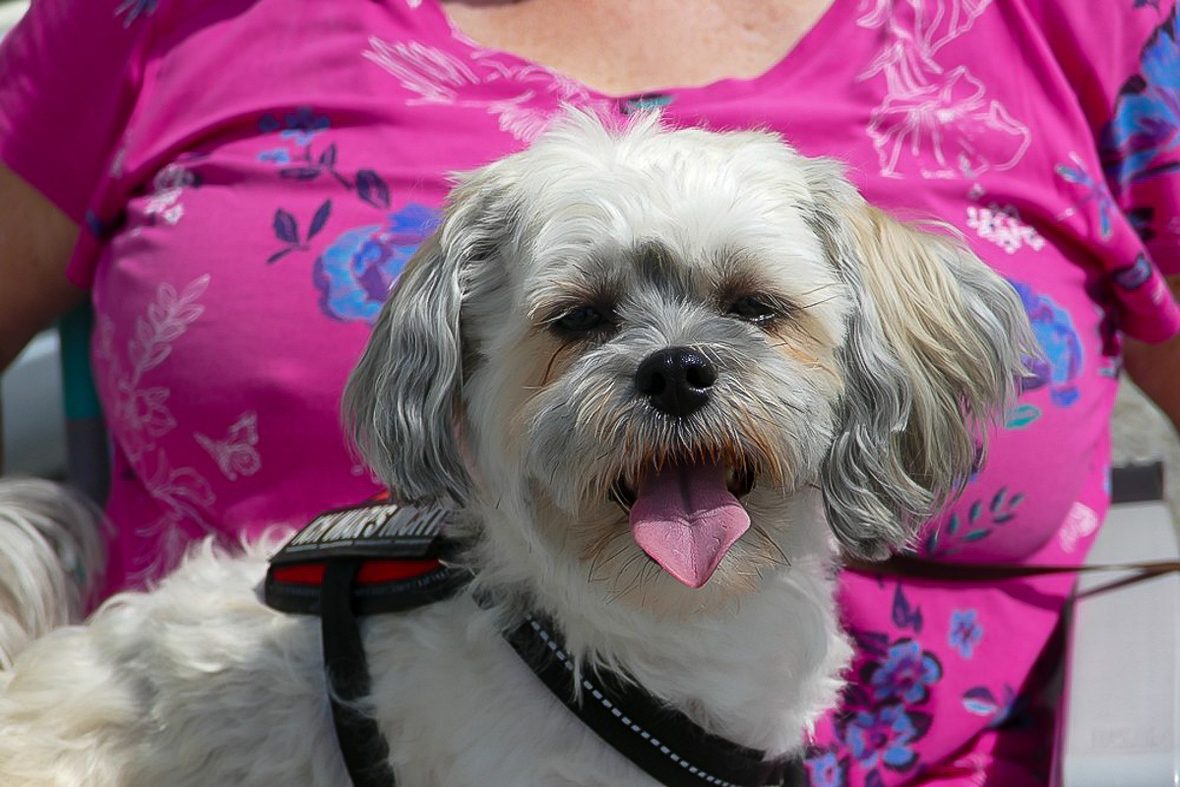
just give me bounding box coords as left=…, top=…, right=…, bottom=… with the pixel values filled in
left=801, top=159, right=1035, bottom=559
left=344, top=169, right=519, bottom=507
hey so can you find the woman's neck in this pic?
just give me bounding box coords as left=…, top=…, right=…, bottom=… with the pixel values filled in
left=439, top=0, right=838, bottom=97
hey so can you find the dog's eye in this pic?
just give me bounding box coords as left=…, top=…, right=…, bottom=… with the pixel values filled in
left=552, top=305, right=608, bottom=335
left=726, top=295, right=780, bottom=325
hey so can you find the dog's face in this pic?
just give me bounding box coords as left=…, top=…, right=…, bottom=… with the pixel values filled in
left=346, top=112, right=1034, bottom=609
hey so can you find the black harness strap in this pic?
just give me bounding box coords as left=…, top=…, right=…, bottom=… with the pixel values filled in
left=503, top=614, right=803, bottom=787
left=320, top=559, right=397, bottom=787
left=265, top=503, right=805, bottom=787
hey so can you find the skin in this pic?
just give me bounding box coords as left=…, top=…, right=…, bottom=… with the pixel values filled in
left=440, top=0, right=835, bottom=97
left=0, top=164, right=84, bottom=470
left=0, top=164, right=83, bottom=373
left=1122, top=276, right=1180, bottom=432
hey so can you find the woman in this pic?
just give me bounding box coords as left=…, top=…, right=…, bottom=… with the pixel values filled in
left=2, top=0, right=1178, bottom=782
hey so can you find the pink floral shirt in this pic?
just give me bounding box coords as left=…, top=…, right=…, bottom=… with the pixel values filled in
left=2, top=1, right=1178, bottom=783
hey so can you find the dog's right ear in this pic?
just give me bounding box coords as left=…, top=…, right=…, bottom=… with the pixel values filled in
left=344, top=170, right=519, bottom=507
left=799, top=157, right=1035, bottom=560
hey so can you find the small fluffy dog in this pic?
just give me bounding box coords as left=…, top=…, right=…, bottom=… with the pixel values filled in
left=0, top=112, right=1033, bottom=786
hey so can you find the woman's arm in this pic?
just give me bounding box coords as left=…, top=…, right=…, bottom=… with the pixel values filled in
left=1123, top=276, right=1180, bottom=435
left=0, top=162, right=83, bottom=372
left=0, top=162, right=84, bottom=472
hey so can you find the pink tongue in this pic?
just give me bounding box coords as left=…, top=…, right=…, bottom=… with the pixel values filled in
left=630, top=460, right=750, bottom=588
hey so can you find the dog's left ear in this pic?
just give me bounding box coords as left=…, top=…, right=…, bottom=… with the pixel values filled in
left=344, top=166, right=520, bottom=508
left=800, top=159, right=1036, bottom=559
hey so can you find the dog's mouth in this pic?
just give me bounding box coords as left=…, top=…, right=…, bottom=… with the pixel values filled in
left=609, top=457, right=756, bottom=589
left=610, top=463, right=754, bottom=509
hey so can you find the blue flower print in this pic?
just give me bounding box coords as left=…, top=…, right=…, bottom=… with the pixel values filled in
left=312, top=204, right=439, bottom=323
left=1011, top=282, right=1083, bottom=407
left=845, top=704, right=924, bottom=772
left=1100, top=6, right=1180, bottom=204
left=948, top=609, right=983, bottom=659
left=804, top=748, right=849, bottom=787
left=259, top=108, right=331, bottom=146
left=258, top=149, right=292, bottom=165
left=1055, top=152, right=1116, bottom=240
left=282, top=109, right=331, bottom=146
left=870, top=640, right=942, bottom=705
left=256, top=109, right=385, bottom=197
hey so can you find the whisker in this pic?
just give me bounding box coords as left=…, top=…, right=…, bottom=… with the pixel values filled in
left=797, top=295, right=841, bottom=310
left=798, top=283, right=839, bottom=297
left=751, top=523, right=790, bottom=568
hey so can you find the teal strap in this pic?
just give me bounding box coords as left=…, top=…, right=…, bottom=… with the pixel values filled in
left=58, top=302, right=102, bottom=421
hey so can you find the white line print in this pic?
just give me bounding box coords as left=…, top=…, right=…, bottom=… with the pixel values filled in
left=1059, top=501, right=1099, bottom=554
left=364, top=35, right=610, bottom=143
left=966, top=203, right=1046, bottom=254
left=855, top=0, right=1031, bottom=179
left=95, top=275, right=218, bottom=583
left=1054, top=151, right=1117, bottom=240
left=195, top=410, right=262, bottom=482
left=142, top=163, right=197, bottom=229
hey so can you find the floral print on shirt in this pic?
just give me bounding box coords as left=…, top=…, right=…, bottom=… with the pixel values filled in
left=255, top=108, right=439, bottom=320
left=313, top=203, right=438, bottom=323
left=1100, top=4, right=1180, bottom=242
left=808, top=599, right=942, bottom=785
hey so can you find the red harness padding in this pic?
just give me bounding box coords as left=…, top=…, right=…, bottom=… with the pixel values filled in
left=262, top=502, right=470, bottom=787
left=270, top=558, right=445, bottom=588
left=264, top=501, right=470, bottom=617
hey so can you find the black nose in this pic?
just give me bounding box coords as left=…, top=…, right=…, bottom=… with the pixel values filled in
left=634, top=346, right=717, bottom=418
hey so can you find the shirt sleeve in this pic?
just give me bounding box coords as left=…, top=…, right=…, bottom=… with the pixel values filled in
left=0, top=0, right=154, bottom=225
left=1097, top=3, right=1180, bottom=280
left=1040, top=0, right=1180, bottom=341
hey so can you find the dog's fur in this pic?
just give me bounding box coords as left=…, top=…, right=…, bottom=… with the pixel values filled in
left=0, top=112, right=1034, bottom=786
left=0, top=479, right=104, bottom=670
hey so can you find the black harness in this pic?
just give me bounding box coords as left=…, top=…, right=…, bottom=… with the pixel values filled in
left=263, top=503, right=804, bottom=787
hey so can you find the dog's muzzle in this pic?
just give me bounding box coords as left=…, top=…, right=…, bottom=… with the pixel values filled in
left=606, top=347, right=764, bottom=590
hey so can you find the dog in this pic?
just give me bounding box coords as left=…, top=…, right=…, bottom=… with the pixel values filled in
left=0, top=479, right=104, bottom=670
left=0, top=111, right=1034, bottom=786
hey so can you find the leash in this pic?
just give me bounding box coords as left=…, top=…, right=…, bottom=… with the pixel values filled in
left=842, top=462, right=1180, bottom=595
left=264, top=502, right=801, bottom=787
left=843, top=554, right=1180, bottom=598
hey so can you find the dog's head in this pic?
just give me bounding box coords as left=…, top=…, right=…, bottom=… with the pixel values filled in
left=345, top=111, right=1034, bottom=606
